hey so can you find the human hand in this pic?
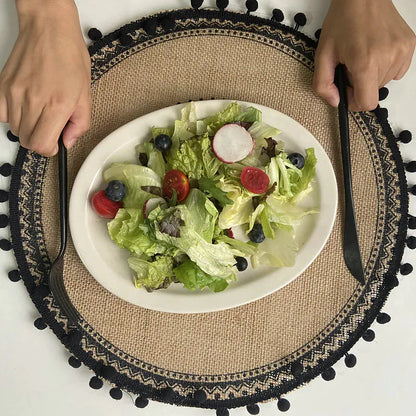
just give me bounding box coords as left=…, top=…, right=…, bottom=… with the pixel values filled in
left=0, top=0, right=91, bottom=156
left=313, top=0, right=416, bottom=111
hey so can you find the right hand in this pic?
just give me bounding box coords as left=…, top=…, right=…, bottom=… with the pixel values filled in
left=0, top=0, right=91, bottom=156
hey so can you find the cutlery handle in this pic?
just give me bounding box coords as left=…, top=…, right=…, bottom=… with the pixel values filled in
left=335, top=65, right=365, bottom=285
left=58, top=135, right=68, bottom=258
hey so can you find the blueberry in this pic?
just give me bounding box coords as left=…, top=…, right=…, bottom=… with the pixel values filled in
left=235, top=256, right=248, bottom=271
left=105, top=180, right=126, bottom=202
left=288, top=153, right=305, bottom=169
left=248, top=223, right=265, bottom=243
left=155, top=134, right=172, bottom=151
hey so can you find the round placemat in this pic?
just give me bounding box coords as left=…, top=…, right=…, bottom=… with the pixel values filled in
left=1, top=6, right=413, bottom=413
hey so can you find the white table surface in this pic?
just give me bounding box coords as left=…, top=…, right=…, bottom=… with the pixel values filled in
left=1, top=1, right=415, bottom=415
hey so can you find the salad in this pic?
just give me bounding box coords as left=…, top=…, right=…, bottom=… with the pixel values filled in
left=91, top=102, right=318, bottom=293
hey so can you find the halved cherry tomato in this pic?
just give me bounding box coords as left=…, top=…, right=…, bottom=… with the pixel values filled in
left=162, top=170, right=190, bottom=202
left=240, top=167, right=269, bottom=194
left=92, top=190, right=123, bottom=219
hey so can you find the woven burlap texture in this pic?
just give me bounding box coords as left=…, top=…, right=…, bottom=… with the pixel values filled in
left=42, top=34, right=378, bottom=375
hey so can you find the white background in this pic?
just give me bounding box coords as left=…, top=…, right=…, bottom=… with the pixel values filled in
left=0, top=1, right=415, bottom=415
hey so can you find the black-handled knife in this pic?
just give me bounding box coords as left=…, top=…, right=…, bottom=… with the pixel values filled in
left=334, top=64, right=365, bottom=285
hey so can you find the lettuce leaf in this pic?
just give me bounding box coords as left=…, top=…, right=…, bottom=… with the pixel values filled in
left=203, top=102, right=242, bottom=135
left=234, top=106, right=262, bottom=123
left=174, top=260, right=228, bottom=292
left=103, top=163, right=161, bottom=208
left=248, top=121, right=280, bottom=141
left=129, top=255, right=174, bottom=290
left=252, top=226, right=298, bottom=268
left=199, top=177, right=234, bottom=207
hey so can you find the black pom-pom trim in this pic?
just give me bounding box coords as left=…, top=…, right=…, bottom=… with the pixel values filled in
left=362, top=329, right=375, bottom=342
left=8, top=269, right=20, bottom=282
left=409, top=185, right=416, bottom=196
left=272, top=9, right=284, bottom=22
left=135, top=396, right=149, bottom=408
left=315, top=28, right=321, bottom=40
left=142, top=19, right=157, bottom=35
left=32, top=284, right=49, bottom=300
left=160, top=387, right=175, bottom=401
left=378, top=87, right=389, bottom=101
left=406, top=236, right=416, bottom=249
left=0, top=190, right=9, bottom=202
left=216, top=0, right=229, bottom=11
left=119, top=33, right=133, bottom=47
left=217, top=408, right=229, bottom=416
left=191, top=0, right=204, bottom=9
left=344, top=353, right=357, bottom=368
left=34, top=317, right=47, bottom=330
left=247, top=403, right=260, bottom=414
left=277, top=398, right=290, bottom=412
left=194, top=389, right=207, bottom=403
left=160, top=16, right=175, bottom=32
left=6, top=130, right=19, bottom=142
left=0, top=163, right=13, bottom=177
left=321, top=367, right=336, bottom=381
left=89, top=376, right=104, bottom=390
left=385, top=274, right=399, bottom=290
left=87, top=28, right=103, bottom=41
left=398, top=130, right=412, bottom=144
left=409, top=215, right=416, bottom=229
left=400, top=263, right=413, bottom=275
left=294, top=13, right=307, bottom=27
left=246, top=0, right=258, bottom=13
left=376, top=312, right=391, bottom=324
left=101, top=365, right=117, bottom=380
left=290, top=361, right=303, bottom=377
left=0, top=239, right=12, bottom=251
left=406, top=161, right=416, bottom=172
left=0, top=214, right=9, bottom=228
left=68, top=356, right=81, bottom=368
left=375, top=107, right=388, bottom=120
left=65, top=329, right=83, bottom=347
left=109, top=387, right=123, bottom=400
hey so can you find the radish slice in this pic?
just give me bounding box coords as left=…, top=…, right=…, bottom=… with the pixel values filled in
left=143, top=197, right=167, bottom=218
left=212, top=124, right=254, bottom=163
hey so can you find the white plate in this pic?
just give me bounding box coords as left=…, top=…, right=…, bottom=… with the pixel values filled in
left=69, top=100, right=337, bottom=314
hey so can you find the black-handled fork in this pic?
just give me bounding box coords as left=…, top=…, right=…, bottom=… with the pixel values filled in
left=48, top=135, right=80, bottom=324
left=334, top=64, right=365, bottom=285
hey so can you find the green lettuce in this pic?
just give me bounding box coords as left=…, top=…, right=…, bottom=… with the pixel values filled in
left=234, top=106, right=262, bottom=123
left=174, top=260, right=228, bottom=292
left=199, top=177, right=234, bottom=207
left=103, top=163, right=161, bottom=208
left=108, top=208, right=176, bottom=257
left=143, top=142, right=165, bottom=178
left=203, top=102, right=242, bottom=135
left=167, top=134, right=221, bottom=179
left=248, top=121, right=280, bottom=141
left=129, top=255, right=174, bottom=290
left=251, top=226, right=298, bottom=268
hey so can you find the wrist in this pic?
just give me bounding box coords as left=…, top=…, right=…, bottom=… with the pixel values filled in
left=16, top=0, right=77, bottom=21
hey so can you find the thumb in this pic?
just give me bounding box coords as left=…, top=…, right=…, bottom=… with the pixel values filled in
left=313, top=46, right=340, bottom=107
left=62, top=94, right=91, bottom=149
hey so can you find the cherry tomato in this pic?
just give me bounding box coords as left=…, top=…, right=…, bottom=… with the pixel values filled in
left=162, top=170, right=190, bottom=202
left=92, top=190, right=123, bottom=219
left=240, top=167, right=269, bottom=194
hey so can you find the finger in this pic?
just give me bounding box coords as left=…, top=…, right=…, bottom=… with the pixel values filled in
left=347, top=68, right=380, bottom=112
left=62, top=92, right=91, bottom=149
left=0, top=94, right=8, bottom=123
left=19, top=101, right=44, bottom=149
left=393, top=56, right=413, bottom=81
left=28, top=104, right=72, bottom=156
left=313, top=46, right=340, bottom=107
left=7, top=99, right=22, bottom=136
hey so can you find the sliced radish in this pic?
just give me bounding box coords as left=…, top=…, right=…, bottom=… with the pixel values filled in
left=143, top=197, right=167, bottom=218
left=212, top=124, right=254, bottom=163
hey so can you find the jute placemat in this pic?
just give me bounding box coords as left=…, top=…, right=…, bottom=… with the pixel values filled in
left=2, top=7, right=411, bottom=412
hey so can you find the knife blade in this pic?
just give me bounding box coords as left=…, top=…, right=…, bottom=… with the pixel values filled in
left=334, top=64, right=365, bottom=285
